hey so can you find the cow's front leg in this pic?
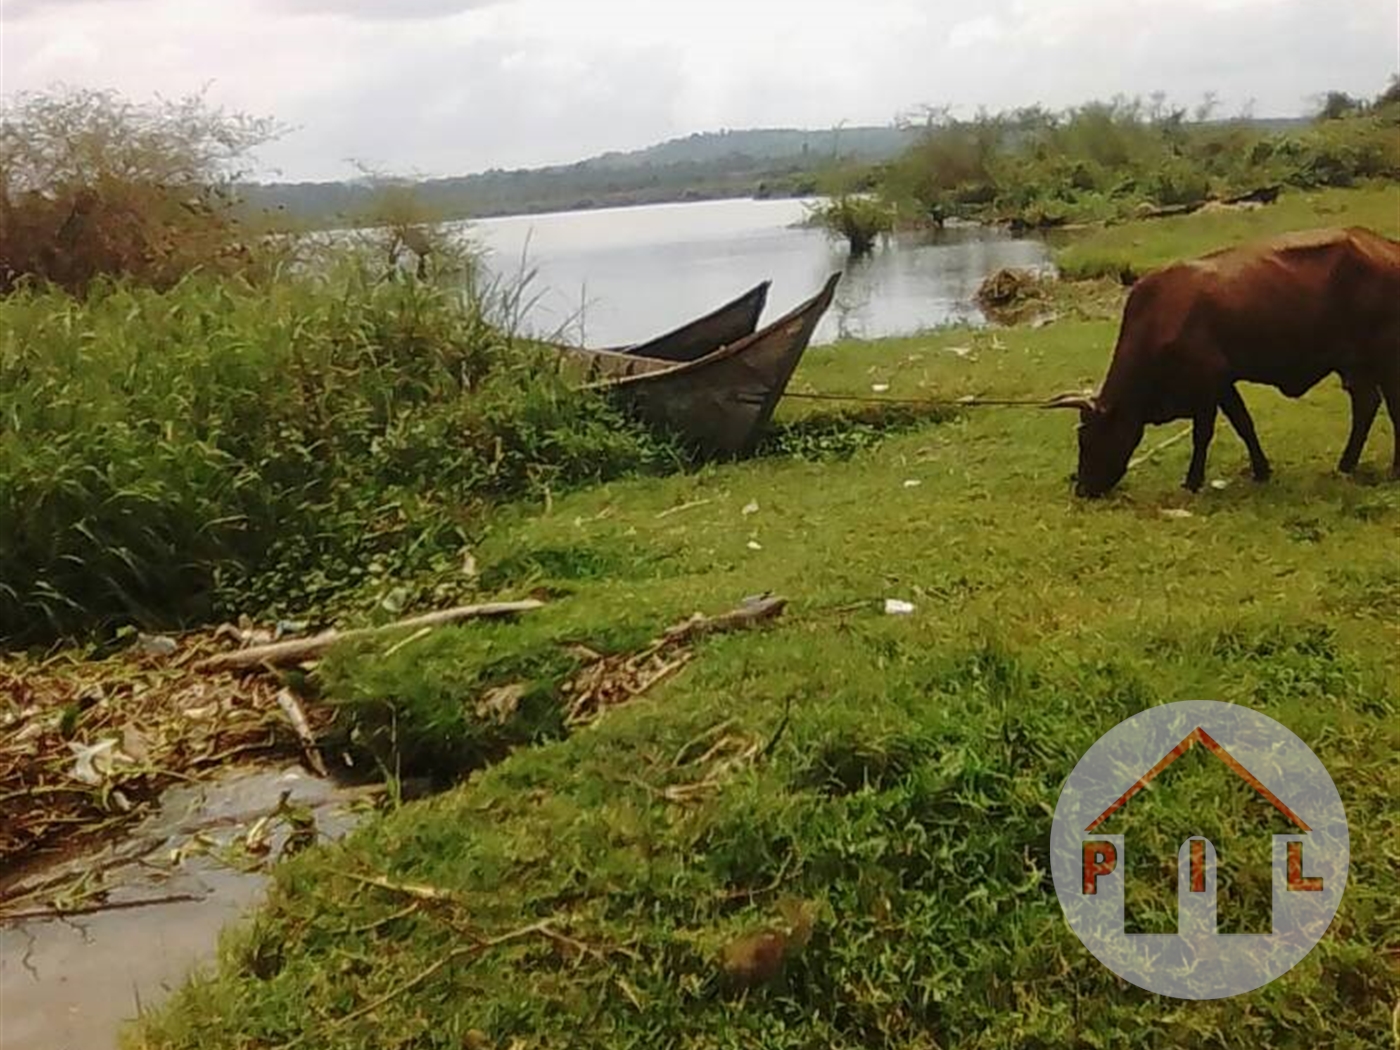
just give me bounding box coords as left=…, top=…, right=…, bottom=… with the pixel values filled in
left=1184, top=404, right=1217, bottom=492
left=1219, top=384, right=1271, bottom=481
left=1338, top=381, right=1381, bottom=474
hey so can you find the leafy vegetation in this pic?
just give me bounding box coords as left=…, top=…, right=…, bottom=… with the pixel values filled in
left=806, top=194, right=897, bottom=256
left=0, top=87, right=688, bottom=645
left=871, top=85, right=1400, bottom=230
left=132, top=193, right=1399, bottom=1050
left=0, top=87, right=284, bottom=292
left=0, top=268, right=682, bottom=643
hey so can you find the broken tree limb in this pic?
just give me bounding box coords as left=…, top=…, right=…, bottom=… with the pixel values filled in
left=195, top=600, right=545, bottom=674
left=663, top=596, right=788, bottom=645
left=563, top=596, right=788, bottom=727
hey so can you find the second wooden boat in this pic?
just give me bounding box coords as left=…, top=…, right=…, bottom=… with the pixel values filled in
left=575, top=273, right=841, bottom=455
left=553, top=281, right=770, bottom=362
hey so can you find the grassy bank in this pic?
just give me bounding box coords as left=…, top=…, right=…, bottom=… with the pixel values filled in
left=131, top=193, right=1399, bottom=1049
left=1055, top=182, right=1400, bottom=280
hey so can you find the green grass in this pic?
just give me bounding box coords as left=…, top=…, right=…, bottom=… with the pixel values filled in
left=0, top=265, right=680, bottom=643
left=131, top=192, right=1400, bottom=1049
left=1055, top=183, right=1400, bottom=279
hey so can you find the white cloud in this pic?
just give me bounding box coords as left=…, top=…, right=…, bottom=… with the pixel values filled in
left=2, top=0, right=1396, bottom=181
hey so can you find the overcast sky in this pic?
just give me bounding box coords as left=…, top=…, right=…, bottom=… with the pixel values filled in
left=3, top=0, right=1396, bottom=182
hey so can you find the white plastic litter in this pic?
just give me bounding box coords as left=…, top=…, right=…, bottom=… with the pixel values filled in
left=69, top=739, right=119, bottom=785
left=136, top=633, right=178, bottom=657
left=884, top=599, right=916, bottom=615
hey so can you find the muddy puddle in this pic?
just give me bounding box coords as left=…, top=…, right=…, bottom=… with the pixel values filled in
left=0, top=765, right=375, bottom=1050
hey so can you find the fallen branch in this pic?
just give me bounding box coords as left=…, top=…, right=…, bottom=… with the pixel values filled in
left=562, top=596, right=787, bottom=727
left=342, top=872, right=460, bottom=902
left=663, top=595, right=788, bottom=645
left=655, top=498, right=713, bottom=519
left=195, top=600, right=545, bottom=674
left=1, top=892, right=206, bottom=924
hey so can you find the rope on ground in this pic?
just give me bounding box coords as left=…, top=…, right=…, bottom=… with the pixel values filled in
left=780, top=391, right=1053, bottom=409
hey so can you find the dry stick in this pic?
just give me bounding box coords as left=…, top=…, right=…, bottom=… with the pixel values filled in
left=381, top=625, right=434, bottom=658
left=1129, top=425, right=1193, bottom=469
left=0, top=892, right=206, bottom=924
left=195, top=600, right=545, bottom=674
left=664, top=596, right=787, bottom=645
left=343, top=872, right=459, bottom=902
left=655, top=498, right=713, bottom=519
left=274, top=688, right=328, bottom=777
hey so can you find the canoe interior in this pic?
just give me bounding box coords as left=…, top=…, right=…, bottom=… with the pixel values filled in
left=591, top=273, right=841, bottom=456
left=625, top=281, right=770, bottom=362
left=549, top=281, right=770, bottom=366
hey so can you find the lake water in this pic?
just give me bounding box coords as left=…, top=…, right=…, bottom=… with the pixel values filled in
left=466, top=198, right=1051, bottom=348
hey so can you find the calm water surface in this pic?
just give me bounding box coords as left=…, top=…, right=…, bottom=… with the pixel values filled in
left=467, top=198, right=1052, bottom=347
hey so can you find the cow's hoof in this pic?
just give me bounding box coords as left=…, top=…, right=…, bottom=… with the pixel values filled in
left=1251, top=465, right=1272, bottom=482
left=1182, top=476, right=1205, bottom=493
left=1337, top=457, right=1359, bottom=475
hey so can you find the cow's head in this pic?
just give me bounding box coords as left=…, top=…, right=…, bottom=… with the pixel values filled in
left=1044, top=393, right=1144, bottom=497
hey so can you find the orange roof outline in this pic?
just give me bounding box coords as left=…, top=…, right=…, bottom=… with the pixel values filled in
left=1084, top=726, right=1311, bottom=833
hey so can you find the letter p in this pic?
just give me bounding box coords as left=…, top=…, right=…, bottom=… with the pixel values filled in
left=1082, top=841, right=1117, bottom=894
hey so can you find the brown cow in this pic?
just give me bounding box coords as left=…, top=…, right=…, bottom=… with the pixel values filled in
left=1048, top=227, right=1400, bottom=497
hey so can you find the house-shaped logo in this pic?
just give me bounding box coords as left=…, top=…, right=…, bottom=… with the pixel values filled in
left=1051, top=702, right=1349, bottom=1000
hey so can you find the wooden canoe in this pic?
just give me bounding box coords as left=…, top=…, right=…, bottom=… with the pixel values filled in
left=552, top=281, right=770, bottom=361
left=576, top=273, right=841, bottom=456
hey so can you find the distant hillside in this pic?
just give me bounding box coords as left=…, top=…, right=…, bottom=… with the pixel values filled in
left=240, top=126, right=920, bottom=226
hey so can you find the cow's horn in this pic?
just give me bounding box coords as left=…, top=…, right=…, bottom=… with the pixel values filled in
left=1042, top=390, right=1099, bottom=411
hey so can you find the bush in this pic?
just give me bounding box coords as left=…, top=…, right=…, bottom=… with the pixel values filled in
left=0, top=267, right=679, bottom=643
left=0, top=87, right=284, bottom=293
left=806, top=195, right=896, bottom=256
left=873, top=86, right=1400, bottom=228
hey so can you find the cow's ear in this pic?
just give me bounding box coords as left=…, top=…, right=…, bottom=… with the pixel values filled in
left=1042, top=391, right=1099, bottom=412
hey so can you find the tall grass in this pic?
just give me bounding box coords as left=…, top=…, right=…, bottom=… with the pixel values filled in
left=0, top=262, right=679, bottom=643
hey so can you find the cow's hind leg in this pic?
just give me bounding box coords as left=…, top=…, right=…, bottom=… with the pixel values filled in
left=1219, top=384, right=1271, bottom=481
left=1379, top=367, right=1400, bottom=479
left=1337, top=378, right=1381, bottom=475
left=1184, top=403, right=1218, bottom=492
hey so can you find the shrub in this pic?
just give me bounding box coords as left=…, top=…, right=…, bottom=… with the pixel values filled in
left=0, top=87, right=283, bottom=292
left=872, top=85, right=1400, bottom=228
left=806, top=195, right=896, bottom=256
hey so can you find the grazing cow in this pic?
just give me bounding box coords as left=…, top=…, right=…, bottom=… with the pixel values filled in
left=1047, top=226, right=1400, bottom=497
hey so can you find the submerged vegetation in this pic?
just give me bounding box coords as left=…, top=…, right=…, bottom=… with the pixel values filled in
left=806, top=193, right=897, bottom=256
